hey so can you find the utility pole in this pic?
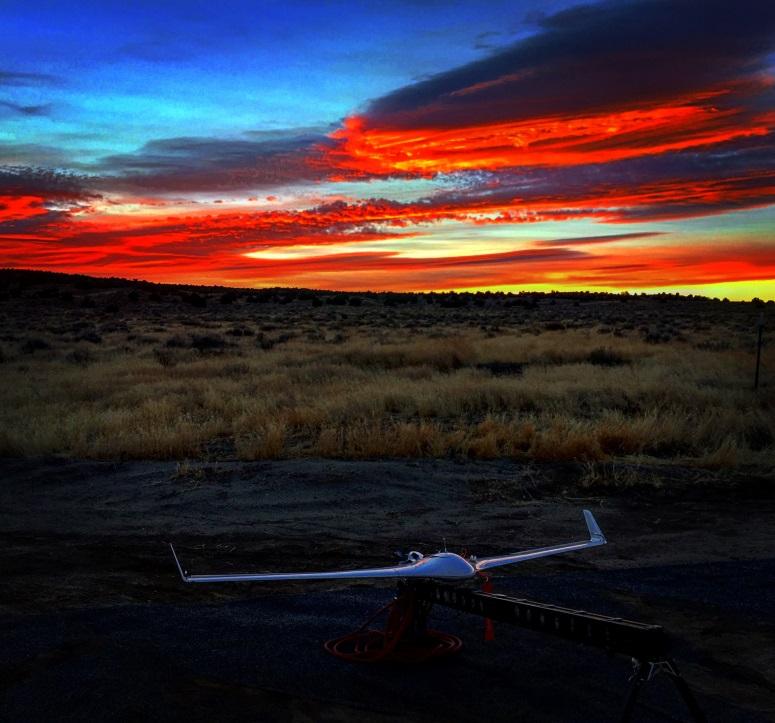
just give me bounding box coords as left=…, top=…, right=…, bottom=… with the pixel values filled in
left=754, top=313, right=764, bottom=390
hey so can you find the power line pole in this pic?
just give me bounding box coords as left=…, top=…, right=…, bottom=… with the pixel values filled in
left=754, top=313, right=764, bottom=390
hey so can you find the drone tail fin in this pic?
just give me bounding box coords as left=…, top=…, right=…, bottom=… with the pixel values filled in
left=584, top=509, right=606, bottom=544
left=169, top=543, right=191, bottom=583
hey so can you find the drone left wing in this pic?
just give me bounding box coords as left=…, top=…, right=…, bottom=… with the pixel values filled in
left=169, top=544, right=464, bottom=582
left=474, top=509, right=606, bottom=572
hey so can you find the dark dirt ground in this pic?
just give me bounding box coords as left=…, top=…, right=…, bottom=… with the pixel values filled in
left=1, top=457, right=774, bottom=722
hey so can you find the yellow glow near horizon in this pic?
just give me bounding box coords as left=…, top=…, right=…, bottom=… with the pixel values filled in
left=452, top=279, right=775, bottom=302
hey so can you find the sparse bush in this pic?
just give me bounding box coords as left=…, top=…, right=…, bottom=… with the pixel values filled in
left=183, top=292, right=206, bottom=308
left=21, top=337, right=51, bottom=354
left=190, top=334, right=227, bottom=353
left=165, top=334, right=188, bottom=348
left=743, top=416, right=773, bottom=451
left=66, top=348, right=94, bottom=366
left=476, top=361, right=524, bottom=376
left=588, top=347, right=628, bottom=366
left=696, top=339, right=732, bottom=351
left=226, top=325, right=254, bottom=337
left=77, top=331, right=103, bottom=344
left=153, top=348, right=178, bottom=367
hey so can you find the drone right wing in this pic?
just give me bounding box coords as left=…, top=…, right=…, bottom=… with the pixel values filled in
left=474, top=509, right=606, bottom=572
left=169, top=544, right=468, bottom=583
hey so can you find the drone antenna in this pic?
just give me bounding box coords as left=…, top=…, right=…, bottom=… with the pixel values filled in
left=443, top=537, right=447, bottom=552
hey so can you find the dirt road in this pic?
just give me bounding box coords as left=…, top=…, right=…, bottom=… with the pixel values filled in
left=1, top=457, right=773, bottom=721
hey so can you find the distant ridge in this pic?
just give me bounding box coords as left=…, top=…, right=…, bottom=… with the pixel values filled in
left=0, top=268, right=764, bottom=306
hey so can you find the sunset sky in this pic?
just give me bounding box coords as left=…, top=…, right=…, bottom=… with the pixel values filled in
left=1, top=0, right=775, bottom=298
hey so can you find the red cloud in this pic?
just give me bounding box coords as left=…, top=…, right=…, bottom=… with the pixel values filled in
left=322, top=86, right=771, bottom=178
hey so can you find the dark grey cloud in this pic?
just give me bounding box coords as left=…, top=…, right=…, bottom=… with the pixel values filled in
left=473, top=30, right=503, bottom=50
left=0, top=100, right=52, bottom=117
left=437, top=247, right=586, bottom=266
left=364, top=0, right=775, bottom=129
left=93, top=131, right=335, bottom=192
left=0, top=210, right=71, bottom=236
left=0, top=70, right=61, bottom=87
left=0, top=165, right=95, bottom=201
left=534, top=232, right=664, bottom=246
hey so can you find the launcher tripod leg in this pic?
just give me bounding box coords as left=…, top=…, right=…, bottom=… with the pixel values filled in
left=620, top=660, right=650, bottom=722
left=663, top=659, right=707, bottom=723
left=620, top=658, right=706, bottom=723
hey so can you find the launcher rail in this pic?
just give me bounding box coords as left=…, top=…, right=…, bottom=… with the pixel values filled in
left=409, top=580, right=706, bottom=723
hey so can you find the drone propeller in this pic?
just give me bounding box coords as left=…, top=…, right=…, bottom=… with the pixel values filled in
left=170, top=509, right=605, bottom=584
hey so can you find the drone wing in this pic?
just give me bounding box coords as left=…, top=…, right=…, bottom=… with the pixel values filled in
left=169, top=544, right=462, bottom=583
left=474, top=509, right=606, bottom=573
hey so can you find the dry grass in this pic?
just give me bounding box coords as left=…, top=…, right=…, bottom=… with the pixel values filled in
left=1, top=322, right=772, bottom=469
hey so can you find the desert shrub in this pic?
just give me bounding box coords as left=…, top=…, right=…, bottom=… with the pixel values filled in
left=183, top=292, right=206, bottom=307
left=226, top=325, right=254, bottom=337
left=695, top=339, right=732, bottom=351
left=101, top=321, right=129, bottom=333
left=190, top=334, right=227, bottom=353
left=476, top=362, right=524, bottom=376
left=588, top=347, right=628, bottom=366
left=66, top=348, right=94, bottom=366
left=535, top=350, right=567, bottom=365
left=221, top=362, right=251, bottom=377
left=77, top=331, right=103, bottom=344
left=743, top=416, right=773, bottom=451
left=153, top=348, right=178, bottom=367
left=21, top=337, right=51, bottom=354
left=335, top=337, right=475, bottom=372
left=643, top=328, right=671, bottom=343
left=165, top=334, right=188, bottom=348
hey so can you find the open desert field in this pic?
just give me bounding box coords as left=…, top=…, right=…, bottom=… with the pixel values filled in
left=0, top=270, right=771, bottom=471
left=1, top=270, right=773, bottom=722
